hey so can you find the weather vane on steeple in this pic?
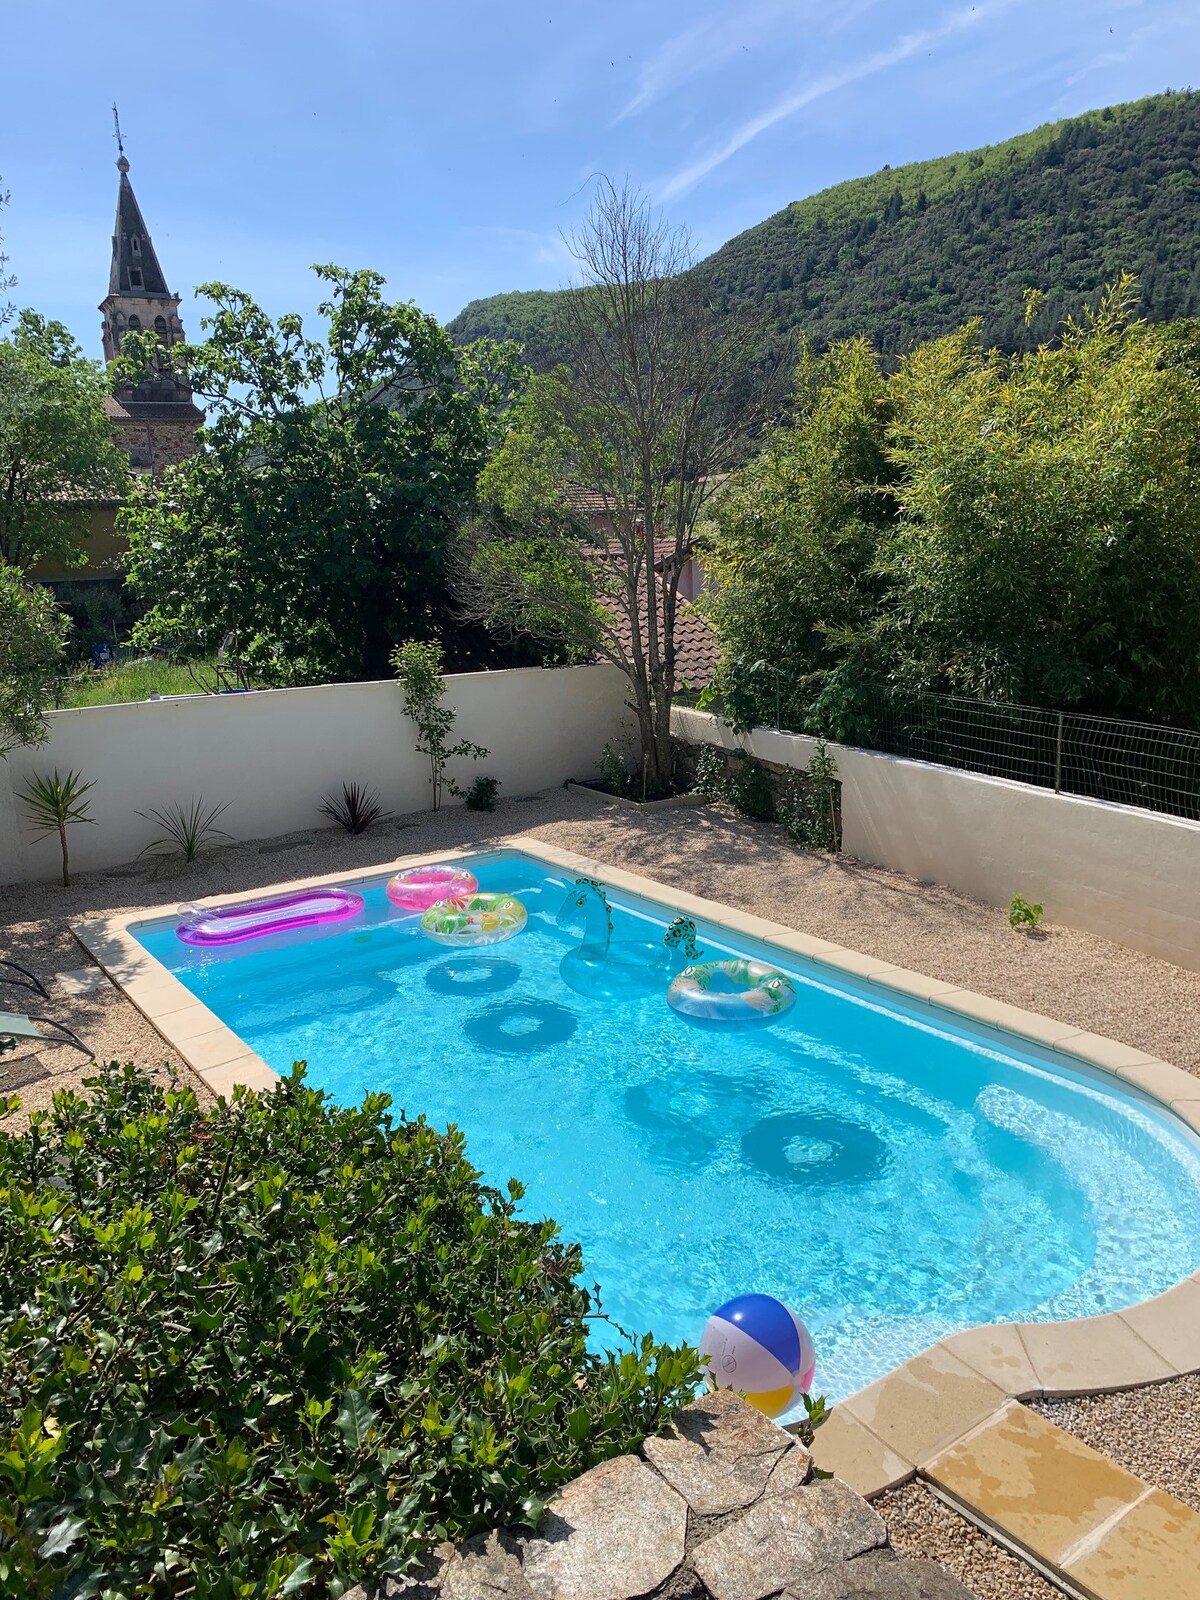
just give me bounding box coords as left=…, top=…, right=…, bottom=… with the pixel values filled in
left=112, top=103, right=129, bottom=172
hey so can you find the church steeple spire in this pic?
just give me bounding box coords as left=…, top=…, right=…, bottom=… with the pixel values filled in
left=99, top=119, right=202, bottom=475
left=108, top=155, right=171, bottom=299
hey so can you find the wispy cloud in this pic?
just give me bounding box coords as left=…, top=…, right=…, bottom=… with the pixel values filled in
left=615, top=2, right=799, bottom=124
left=657, top=0, right=1014, bottom=202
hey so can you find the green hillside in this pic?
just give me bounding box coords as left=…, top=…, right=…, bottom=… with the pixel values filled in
left=447, top=92, right=1200, bottom=368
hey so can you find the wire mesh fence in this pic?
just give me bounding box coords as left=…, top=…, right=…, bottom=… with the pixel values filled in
left=849, top=690, right=1200, bottom=821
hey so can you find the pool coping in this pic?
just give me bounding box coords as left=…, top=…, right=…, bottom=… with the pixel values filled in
left=72, top=833, right=1200, bottom=1477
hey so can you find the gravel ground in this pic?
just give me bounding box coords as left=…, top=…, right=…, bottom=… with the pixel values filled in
left=1030, top=1378, right=1200, bottom=1513
left=876, top=1482, right=1059, bottom=1600
left=5, top=785, right=1199, bottom=1598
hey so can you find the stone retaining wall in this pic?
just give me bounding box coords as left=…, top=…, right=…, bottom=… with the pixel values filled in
left=347, top=1392, right=971, bottom=1600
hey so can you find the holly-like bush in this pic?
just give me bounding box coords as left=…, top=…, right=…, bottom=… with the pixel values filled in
left=0, top=1065, right=702, bottom=1598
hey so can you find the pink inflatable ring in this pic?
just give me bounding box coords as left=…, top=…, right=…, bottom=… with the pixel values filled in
left=386, top=864, right=478, bottom=912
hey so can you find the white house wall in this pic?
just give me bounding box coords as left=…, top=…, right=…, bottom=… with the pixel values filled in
left=672, top=706, right=1200, bottom=973
left=1, top=666, right=632, bottom=885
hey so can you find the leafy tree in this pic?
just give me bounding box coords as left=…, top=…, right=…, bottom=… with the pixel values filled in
left=703, top=338, right=894, bottom=734
left=121, top=267, right=524, bottom=683
left=878, top=281, right=1200, bottom=721
left=0, top=313, right=129, bottom=571
left=456, top=181, right=787, bottom=792
left=707, top=282, right=1200, bottom=732
left=0, top=564, right=70, bottom=751
left=0, top=1063, right=701, bottom=1597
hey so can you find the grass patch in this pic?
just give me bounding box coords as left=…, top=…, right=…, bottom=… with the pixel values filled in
left=56, top=659, right=220, bottom=708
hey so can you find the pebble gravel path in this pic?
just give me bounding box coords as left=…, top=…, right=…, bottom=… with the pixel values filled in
left=876, top=1482, right=1059, bottom=1600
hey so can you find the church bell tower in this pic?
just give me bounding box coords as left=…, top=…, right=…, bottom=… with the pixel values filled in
left=99, top=123, right=202, bottom=475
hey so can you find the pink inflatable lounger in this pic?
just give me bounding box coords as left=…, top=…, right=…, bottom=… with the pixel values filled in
left=176, top=888, right=365, bottom=947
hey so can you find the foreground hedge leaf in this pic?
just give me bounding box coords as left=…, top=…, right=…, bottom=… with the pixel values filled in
left=0, top=1062, right=702, bottom=1597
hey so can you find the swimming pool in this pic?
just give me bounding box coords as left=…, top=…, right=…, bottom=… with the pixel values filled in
left=133, top=849, right=1200, bottom=1400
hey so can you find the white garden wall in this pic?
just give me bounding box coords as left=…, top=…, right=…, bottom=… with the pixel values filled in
left=673, top=706, right=1200, bottom=973
left=1, top=666, right=632, bottom=886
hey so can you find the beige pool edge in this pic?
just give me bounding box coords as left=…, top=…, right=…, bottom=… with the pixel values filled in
left=73, top=834, right=1200, bottom=1500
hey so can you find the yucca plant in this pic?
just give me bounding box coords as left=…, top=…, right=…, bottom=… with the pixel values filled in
left=319, top=781, right=390, bottom=835
left=18, top=769, right=96, bottom=887
left=138, top=797, right=232, bottom=866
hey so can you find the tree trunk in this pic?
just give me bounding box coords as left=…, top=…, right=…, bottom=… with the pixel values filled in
left=627, top=673, right=658, bottom=792
left=650, top=684, right=674, bottom=794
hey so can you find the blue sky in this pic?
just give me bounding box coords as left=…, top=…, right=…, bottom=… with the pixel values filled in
left=2, top=0, right=1196, bottom=358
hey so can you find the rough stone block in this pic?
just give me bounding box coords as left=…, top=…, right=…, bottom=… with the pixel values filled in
left=790, top=1548, right=975, bottom=1599
left=522, top=1454, right=687, bottom=1600
left=691, top=1479, right=886, bottom=1600
left=442, top=1530, right=531, bottom=1599
left=642, top=1389, right=798, bottom=1516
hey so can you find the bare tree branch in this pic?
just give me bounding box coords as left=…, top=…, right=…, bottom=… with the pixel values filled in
left=459, top=177, right=792, bottom=789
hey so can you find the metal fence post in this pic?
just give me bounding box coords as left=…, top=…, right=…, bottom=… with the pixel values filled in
left=775, top=671, right=782, bottom=733
left=1054, top=712, right=1064, bottom=793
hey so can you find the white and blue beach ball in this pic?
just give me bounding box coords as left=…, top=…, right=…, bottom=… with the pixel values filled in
left=698, top=1294, right=816, bottom=1418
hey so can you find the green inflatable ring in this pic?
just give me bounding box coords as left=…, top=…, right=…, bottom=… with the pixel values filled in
left=420, top=892, right=528, bottom=947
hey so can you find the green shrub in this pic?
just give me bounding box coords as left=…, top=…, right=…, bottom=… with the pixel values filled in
left=0, top=1065, right=701, bottom=1598
left=597, top=740, right=634, bottom=799
left=777, top=741, right=841, bottom=852
left=691, top=745, right=727, bottom=802
left=1008, top=893, right=1045, bottom=930
left=724, top=750, right=776, bottom=822
left=463, top=774, right=501, bottom=812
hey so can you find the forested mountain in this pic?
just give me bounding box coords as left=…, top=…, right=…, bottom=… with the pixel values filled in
left=447, top=92, right=1200, bottom=369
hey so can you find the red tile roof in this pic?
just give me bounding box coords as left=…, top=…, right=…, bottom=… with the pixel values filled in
left=604, top=585, right=720, bottom=691
left=563, top=481, right=614, bottom=517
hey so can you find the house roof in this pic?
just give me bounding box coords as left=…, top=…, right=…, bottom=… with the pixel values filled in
left=562, top=481, right=613, bottom=517
left=604, top=586, right=720, bottom=692
left=104, top=394, right=205, bottom=425
left=42, top=483, right=127, bottom=508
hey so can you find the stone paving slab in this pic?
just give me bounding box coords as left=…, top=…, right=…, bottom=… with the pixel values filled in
left=807, top=1408, right=913, bottom=1498
left=927, top=1401, right=1145, bottom=1569
left=54, top=966, right=112, bottom=997
left=1064, top=1484, right=1200, bottom=1600
left=835, top=1344, right=1008, bottom=1468
left=925, top=1399, right=1200, bottom=1600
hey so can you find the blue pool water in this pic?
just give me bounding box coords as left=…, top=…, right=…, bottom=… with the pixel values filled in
left=135, top=850, right=1200, bottom=1399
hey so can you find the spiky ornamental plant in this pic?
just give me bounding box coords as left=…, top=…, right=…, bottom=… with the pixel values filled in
left=17, top=769, right=95, bottom=887
left=319, top=781, right=391, bottom=835
left=137, top=797, right=232, bottom=866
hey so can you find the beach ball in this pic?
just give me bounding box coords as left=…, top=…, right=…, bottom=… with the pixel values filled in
left=698, top=1294, right=815, bottom=1419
